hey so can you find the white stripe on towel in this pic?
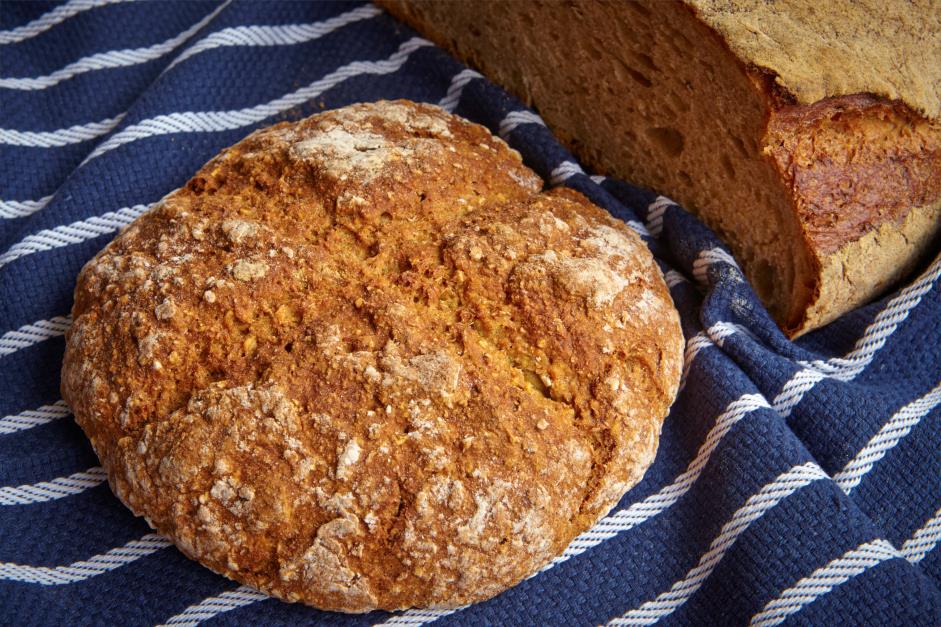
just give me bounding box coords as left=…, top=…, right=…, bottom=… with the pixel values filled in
left=0, top=114, right=125, bottom=148
left=674, top=252, right=940, bottom=420
left=437, top=68, right=483, bottom=112
left=549, top=160, right=585, bottom=186
left=164, top=5, right=381, bottom=73
left=680, top=322, right=743, bottom=387
left=0, top=315, right=72, bottom=357
left=0, top=0, right=128, bottom=45
left=664, top=270, right=688, bottom=288
left=0, top=534, right=170, bottom=584
left=0, top=467, right=106, bottom=505
left=833, top=381, right=941, bottom=495
left=607, top=462, right=828, bottom=625
left=0, top=203, right=151, bottom=269
left=0, top=195, right=53, bottom=219
left=80, top=38, right=433, bottom=164
left=498, top=110, right=546, bottom=138
left=645, top=196, right=673, bottom=237
left=0, top=1, right=230, bottom=89
left=0, top=400, right=71, bottom=435
left=157, top=585, right=270, bottom=626
left=772, top=255, right=941, bottom=417
left=691, top=247, right=740, bottom=285
left=901, top=506, right=941, bottom=564
left=749, top=538, right=901, bottom=627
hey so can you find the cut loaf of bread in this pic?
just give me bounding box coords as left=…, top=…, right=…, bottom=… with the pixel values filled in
left=380, top=0, right=941, bottom=336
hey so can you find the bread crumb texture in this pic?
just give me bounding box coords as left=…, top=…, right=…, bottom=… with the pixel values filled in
left=61, top=100, right=683, bottom=612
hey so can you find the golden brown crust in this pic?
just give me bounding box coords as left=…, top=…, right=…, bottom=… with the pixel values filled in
left=766, top=94, right=941, bottom=256
left=61, top=101, right=683, bottom=612
left=687, top=0, right=941, bottom=119
left=799, top=199, right=941, bottom=333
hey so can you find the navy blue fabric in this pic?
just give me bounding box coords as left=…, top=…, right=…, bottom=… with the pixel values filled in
left=1, top=2, right=939, bottom=625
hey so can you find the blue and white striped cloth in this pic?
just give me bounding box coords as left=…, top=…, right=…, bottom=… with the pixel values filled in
left=1, top=2, right=939, bottom=624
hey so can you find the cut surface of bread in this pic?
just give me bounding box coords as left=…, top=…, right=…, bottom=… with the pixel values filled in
left=381, top=0, right=941, bottom=336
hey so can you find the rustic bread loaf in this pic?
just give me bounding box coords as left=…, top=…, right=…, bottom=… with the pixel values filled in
left=380, top=0, right=941, bottom=336
left=61, top=101, right=684, bottom=611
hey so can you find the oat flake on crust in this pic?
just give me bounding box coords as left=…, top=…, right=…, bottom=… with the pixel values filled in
left=61, top=100, right=684, bottom=613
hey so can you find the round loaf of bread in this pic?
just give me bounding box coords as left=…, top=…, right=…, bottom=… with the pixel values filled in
left=61, top=100, right=684, bottom=612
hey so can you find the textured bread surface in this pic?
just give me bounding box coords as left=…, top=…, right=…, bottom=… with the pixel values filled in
left=689, top=0, right=941, bottom=118
left=381, top=0, right=941, bottom=336
left=61, top=101, right=684, bottom=612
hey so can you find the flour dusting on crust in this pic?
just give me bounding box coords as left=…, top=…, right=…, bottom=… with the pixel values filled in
left=61, top=100, right=683, bottom=613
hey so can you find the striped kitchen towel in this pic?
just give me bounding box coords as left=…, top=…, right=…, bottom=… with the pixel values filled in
left=1, top=1, right=939, bottom=625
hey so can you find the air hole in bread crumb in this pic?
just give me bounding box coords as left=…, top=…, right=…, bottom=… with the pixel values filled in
left=633, top=51, right=659, bottom=72
left=721, top=154, right=736, bottom=180
left=623, top=64, right=653, bottom=88
left=626, top=0, right=651, bottom=17
left=646, top=126, right=685, bottom=157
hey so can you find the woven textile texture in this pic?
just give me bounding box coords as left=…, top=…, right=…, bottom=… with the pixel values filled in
left=1, top=1, right=940, bottom=625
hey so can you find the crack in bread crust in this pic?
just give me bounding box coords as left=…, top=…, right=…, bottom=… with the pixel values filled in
left=61, top=100, right=683, bottom=612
